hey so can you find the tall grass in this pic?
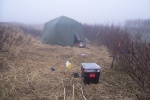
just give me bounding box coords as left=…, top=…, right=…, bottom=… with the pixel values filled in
left=0, top=23, right=33, bottom=72
left=1, top=23, right=121, bottom=99
left=1, top=22, right=149, bottom=99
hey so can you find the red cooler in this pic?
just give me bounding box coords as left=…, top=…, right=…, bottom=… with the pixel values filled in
left=81, top=63, right=101, bottom=84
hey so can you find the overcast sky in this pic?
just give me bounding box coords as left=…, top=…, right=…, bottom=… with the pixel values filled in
left=0, top=0, right=150, bottom=24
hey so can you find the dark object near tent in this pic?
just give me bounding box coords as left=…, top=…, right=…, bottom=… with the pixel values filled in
left=81, top=63, right=101, bottom=84
left=72, top=72, right=79, bottom=78
left=50, top=67, right=55, bottom=71
left=41, top=16, right=86, bottom=46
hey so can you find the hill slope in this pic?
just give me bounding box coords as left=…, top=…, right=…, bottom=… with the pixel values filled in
left=0, top=24, right=138, bottom=100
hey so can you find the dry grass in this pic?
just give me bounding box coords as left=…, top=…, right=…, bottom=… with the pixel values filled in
left=0, top=24, right=139, bottom=100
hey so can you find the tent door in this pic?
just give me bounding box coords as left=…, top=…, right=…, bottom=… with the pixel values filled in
left=75, top=32, right=81, bottom=42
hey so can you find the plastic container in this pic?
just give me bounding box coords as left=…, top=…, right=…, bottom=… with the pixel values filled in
left=81, top=63, right=101, bottom=84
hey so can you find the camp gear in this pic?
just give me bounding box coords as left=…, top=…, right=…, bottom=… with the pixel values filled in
left=50, top=68, right=55, bottom=71
left=41, top=16, right=86, bottom=46
left=81, top=63, right=101, bottom=84
left=72, top=72, right=79, bottom=78
left=66, top=61, right=72, bottom=69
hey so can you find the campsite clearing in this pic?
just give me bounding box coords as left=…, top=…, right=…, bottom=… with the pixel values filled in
left=0, top=24, right=139, bottom=100
left=0, top=37, right=137, bottom=100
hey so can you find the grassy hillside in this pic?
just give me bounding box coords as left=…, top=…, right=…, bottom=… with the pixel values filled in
left=0, top=24, right=142, bottom=100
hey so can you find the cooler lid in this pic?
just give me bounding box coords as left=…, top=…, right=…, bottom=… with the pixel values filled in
left=81, top=63, right=101, bottom=70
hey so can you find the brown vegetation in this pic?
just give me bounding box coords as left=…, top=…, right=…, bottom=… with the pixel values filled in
left=83, top=22, right=150, bottom=99
left=0, top=24, right=139, bottom=99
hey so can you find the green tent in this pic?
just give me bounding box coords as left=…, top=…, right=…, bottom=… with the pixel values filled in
left=41, top=16, right=86, bottom=46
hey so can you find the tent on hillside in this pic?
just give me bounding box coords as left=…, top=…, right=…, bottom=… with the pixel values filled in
left=41, top=16, right=86, bottom=46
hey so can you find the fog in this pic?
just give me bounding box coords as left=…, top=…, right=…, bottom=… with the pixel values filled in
left=0, top=0, right=150, bottom=24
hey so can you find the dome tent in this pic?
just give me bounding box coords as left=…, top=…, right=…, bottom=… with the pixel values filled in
left=41, top=16, right=86, bottom=46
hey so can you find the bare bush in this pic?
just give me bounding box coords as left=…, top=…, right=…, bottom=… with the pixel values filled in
left=0, top=24, right=14, bottom=52
left=0, top=57, right=10, bottom=72
left=19, top=25, right=42, bottom=37
left=120, top=34, right=150, bottom=93
left=83, top=23, right=150, bottom=99
left=0, top=23, right=33, bottom=52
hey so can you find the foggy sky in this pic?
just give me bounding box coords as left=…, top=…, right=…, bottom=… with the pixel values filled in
left=0, top=0, right=150, bottom=24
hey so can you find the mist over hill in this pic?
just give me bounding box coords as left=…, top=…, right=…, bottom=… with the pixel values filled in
left=125, top=19, right=150, bottom=42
